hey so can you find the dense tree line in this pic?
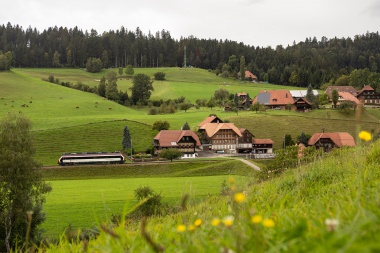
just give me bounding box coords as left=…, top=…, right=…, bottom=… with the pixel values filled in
left=1, top=22, right=380, bottom=88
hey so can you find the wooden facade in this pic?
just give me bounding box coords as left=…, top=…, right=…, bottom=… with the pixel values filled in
left=153, top=130, right=201, bottom=158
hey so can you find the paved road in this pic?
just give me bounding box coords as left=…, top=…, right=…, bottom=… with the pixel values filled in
left=237, top=158, right=261, bottom=171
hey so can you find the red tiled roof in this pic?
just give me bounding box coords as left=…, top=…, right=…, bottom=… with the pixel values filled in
left=199, top=122, right=242, bottom=138
left=252, top=90, right=294, bottom=105
left=357, top=85, right=376, bottom=97
left=338, top=92, right=362, bottom=105
left=308, top=132, right=356, bottom=147
left=253, top=139, right=274, bottom=144
left=154, top=130, right=201, bottom=147
left=245, top=70, right=257, bottom=79
left=197, top=116, right=223, bottom=127
left=360, top=85, right=374, bottom=92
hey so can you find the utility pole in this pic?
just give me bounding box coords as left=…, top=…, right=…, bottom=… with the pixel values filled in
left=131, top=138, right=133, bottom=163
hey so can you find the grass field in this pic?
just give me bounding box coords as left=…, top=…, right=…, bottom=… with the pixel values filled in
left=41, top=159, right=256, bottom=237
left=2, top=68, right=380, bottom=165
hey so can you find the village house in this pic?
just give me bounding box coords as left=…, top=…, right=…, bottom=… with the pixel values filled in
left=293, top=97, right=313, bottom=112
left=308, top=132, right=356, bottom=152
left=356, top=85, right=380, bottom=106
left=198, top=120, right=242, bottom=153
left=237, top=128, right=254, bottom=153
left=252, top=139, right=274, bottom=158
left=325, top=86, right=358, bottom=97
left=336, top=91, right=363, bottom=107
left=252, top=90, right=295, bottom=110
left=153, top=130, right=201, bottom=158
left=244, top=70, right=258, bottom=82
left=252, top=139, right=274, bottom=154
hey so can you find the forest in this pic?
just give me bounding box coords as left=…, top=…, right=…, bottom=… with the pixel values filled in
left=1, top=22, right=380, bottom=88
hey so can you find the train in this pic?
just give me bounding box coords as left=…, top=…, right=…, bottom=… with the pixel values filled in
left=58, top=152, right=125, bottom=166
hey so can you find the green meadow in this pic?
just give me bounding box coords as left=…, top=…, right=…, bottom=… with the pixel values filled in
left=41, top=159, right=255, bottom=237
left=1, top=67, right=380, bottom=251
left=2, top=67, right=380, bottom=165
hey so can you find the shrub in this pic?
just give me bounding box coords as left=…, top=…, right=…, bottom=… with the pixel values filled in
left=154, top=72, right=166, bottom=80
left=152, top=120, right=170, bottom=131
left=128, top=186, right=165, bottom=218
left=86, top=57, right=103, bottom=73
left=148, top=107, right=158, bottom=115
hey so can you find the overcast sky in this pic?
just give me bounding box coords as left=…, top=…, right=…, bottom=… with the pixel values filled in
left=1, top=0, right=379, bottom=48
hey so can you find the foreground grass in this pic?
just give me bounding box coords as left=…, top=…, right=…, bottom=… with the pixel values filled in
left=35, top=141, right=380, bottom=252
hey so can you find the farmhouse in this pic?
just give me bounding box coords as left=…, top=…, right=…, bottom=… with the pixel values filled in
left=356, top=85, right=380, bottom=105
left=153, top=130, right=201, bottom=158
left=252, top=139, right=274, bottom=154
left=244, top=70, right=258, bottom=82
left=237, top=128, right=255, bottom=153
left=336, top=91, right=363, bottom=107
left=325, top=86, right=358, bottom=97
left=198, top=117, right=242, bottom=153
left=308, top=132, right=356, bottom=152
left=293, top=97, right=313, bottom=112
left=252, top=90, right=294, bottom=110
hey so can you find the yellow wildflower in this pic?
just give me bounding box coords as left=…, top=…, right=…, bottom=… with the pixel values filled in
left=223, top=215, right=234, bottom=227
left=234, top=192, right=246, bottom=203
left=176, top=224, right=186, bottom=233
left=262, top=218, right=275, bottom=228
left=359, top=130, right=372, bottom=141
left=228, top=177, right=235, bottom=184
left=188, top=225, right=196, bottom=231
left=194, top=218, right=202, bottom=227
left=251, top=215, right=263, bottom=224
left=211, top=218, right=221, bottom=226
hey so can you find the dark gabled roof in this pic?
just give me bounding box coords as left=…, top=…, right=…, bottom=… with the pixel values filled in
left=308, top=132, right=356, bottom=147
left=356, top=85, right=378, bottom=97
left=154, top=130, right=201, bottom=147
left=197, top=116, right=223, bottom=127
left=239, top=128, right=255, bottom=137
left=294, top=97, right=312, bottom=105
left=325, top=86, right=358, bottom=97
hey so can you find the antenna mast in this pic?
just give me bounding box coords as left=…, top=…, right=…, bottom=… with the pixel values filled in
left=184, top=45, right=187, bottom=68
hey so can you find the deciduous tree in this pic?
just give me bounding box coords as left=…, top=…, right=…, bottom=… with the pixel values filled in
left=125, top=64, right=134, bottom=76
left=159, top=148, right=183, bottom=162
left=0, top=114, right=52, bottom=252
left=332, top=89, right=339, bottom=108
left=131, top=73, right=154, bottom=105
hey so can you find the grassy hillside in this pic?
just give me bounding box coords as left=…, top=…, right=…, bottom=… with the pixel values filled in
left=12, top=68, right=293, bottom=103
left=2, top=68, right=380, bottom=166
left=38, top=140, right=380, bottom=252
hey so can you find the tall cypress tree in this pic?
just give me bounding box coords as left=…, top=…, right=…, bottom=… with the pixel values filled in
left=122, top=125, right=132, bottom=150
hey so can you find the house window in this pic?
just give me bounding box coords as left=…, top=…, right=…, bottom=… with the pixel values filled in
left=273, top=99, right=277, bottom=102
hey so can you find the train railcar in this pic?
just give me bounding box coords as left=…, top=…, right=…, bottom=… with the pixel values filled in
left=58, top=152, right=125, bottom=166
